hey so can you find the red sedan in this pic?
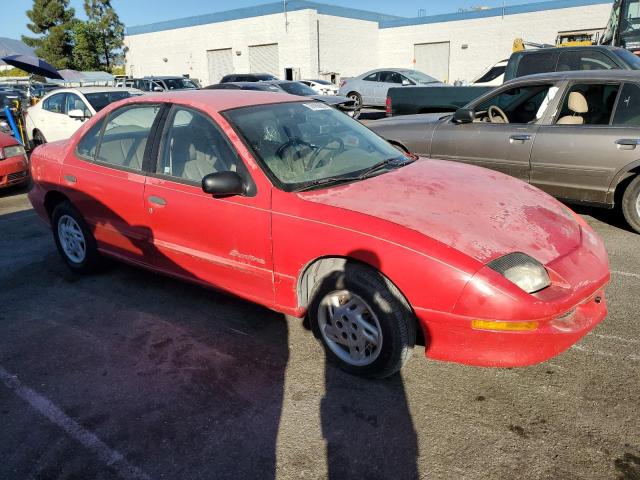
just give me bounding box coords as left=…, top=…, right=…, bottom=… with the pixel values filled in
left=0, top=132, right=29, bottom=189
left=28, top=90, right=610, bottom=378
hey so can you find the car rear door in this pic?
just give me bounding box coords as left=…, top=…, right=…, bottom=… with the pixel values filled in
left=359, top=72, right=379, bottom=106
left=431, top=82, right=559, bottom=182
left=61, top=102, right=164, bottom=262
left=530, top=80, right=640, bottom=204
left=142, top=104, right=274, bottom=304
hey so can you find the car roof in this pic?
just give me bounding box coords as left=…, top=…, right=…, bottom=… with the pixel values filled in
left=118, top=89, right=303, bottom=112
left=514, top=45, right=628, bottom=55
left=505, top=69, right=640, bottom=85
left=46, top=86, right=142, bottom=94
left=141, top=76, right=190, bottom=80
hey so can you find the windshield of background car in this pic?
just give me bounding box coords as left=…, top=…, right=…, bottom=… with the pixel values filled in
left=0, top=92, right=20, bottom=108
left=403, top=70, right=439, bottom=84
left=224, top=102, right=407, bottom=190
left=277, top=82, right=318, bottom=96
left=85, top=91, right=133, bottom=112
left=163, top=78, right=199, bottom=90
left=622, top=0, right=640, bottom=33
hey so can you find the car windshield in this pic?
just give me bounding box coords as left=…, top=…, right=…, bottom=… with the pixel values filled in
left=224, top=102, right=409, bottom=190
left=277, top=82, right=318, bottom=96
left=621, top=0, right=640, bottom=33
left=163, top=78, right=199, bottom=90
left=84, top=91, right=133, bottom=112
left=403, top=70, right=439, bottom=84
left=614, top=48, right=640, bottom=68
left=0, top=92, right=21, bottom=108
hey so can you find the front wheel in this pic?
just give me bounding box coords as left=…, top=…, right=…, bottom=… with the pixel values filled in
left=622, top=175, right=640, bottom=234
left=347, top=92, right=362, bottom=109
left=308, top=264, right=416, bottom=378
left=52, top=202, right=102, bottom=273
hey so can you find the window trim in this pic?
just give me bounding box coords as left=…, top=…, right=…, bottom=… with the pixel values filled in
left=148, top=103, right=257, bottom=196
left=551, top=80, right=622, bottom=128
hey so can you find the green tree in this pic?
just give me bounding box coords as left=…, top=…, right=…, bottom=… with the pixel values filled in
left=71, top=21, right=101, bottom=71
left=22, top=0, right=76, bottom=70
left=84, top=0, right=124, bottom=70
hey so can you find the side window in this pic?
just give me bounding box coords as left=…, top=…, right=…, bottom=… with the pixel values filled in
left=43, top=93, right=66, bottom=114
left=556, top=83, right=620, bottom=125
left=379, top=71, right=403, bottom=84
left=76, top=120, right=104, bottom=159
left=557, top=51, right=618, bottom=71
left=158, top=106, right=245, bottom=183
left=362, top=73, right=379, bottom=82
left=613, top=82, right=640, bottom=126
left=96, top=104, right=161, bottom=171
left=475, top=84, right=556, bottom=124
left=65, top=94, right=91, bottom=117
left=515, top=51, right=559, bottom=78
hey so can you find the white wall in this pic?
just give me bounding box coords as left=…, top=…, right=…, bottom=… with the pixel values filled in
left=378, top=3, right=612, bottom=83
left=125, top=3, right=613, bottom=85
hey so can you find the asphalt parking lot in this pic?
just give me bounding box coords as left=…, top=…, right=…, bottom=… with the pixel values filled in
left=0, top=183, right=639, bottom=480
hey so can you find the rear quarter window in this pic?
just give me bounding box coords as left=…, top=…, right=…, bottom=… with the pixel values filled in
left=515, top=51, right=560, bottom=78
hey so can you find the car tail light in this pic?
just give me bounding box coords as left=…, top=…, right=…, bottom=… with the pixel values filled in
left=386, top=96, right=392, bottom=116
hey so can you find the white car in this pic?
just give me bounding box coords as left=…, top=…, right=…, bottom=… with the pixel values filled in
left=26, top=87, right=143, bottom=145
left=300, top=79, right=339, bottom=95
left=472, top=60, right=508, bottom=86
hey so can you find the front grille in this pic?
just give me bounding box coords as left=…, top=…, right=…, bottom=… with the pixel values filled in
left=8, top=171, right=28, bottom=182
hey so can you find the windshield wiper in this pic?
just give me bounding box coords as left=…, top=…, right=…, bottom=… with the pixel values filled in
left=358, top=156, right=413, bottom=179
left=292, top=175, right=359, bottom=192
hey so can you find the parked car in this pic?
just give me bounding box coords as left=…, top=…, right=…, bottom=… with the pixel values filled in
left=370, top=70, right=640, bottom=233
left=25, top=87, right=143, bottom=145
left=118, top=76, right=200, bottom=92
left=472, top=60, right=508, bottom=86
left=28, top=89, right=609, bottom=378
left=300, top=79, right=339, bottom=95
left=219, top=73, right=278, bottom=83
left=0, top=89, right=24, bottom=136
left=338, top=68, right=443, bottom=108
left=387, top=46, right=640, bottom=117
left=207, top=80, right=361, bottom=118
left=0, top=131, right=29, bottom=189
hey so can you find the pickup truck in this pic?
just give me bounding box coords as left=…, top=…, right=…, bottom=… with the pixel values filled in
left=387, top=45, right=640, bottom=116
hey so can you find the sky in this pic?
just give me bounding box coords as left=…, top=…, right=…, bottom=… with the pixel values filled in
left=5, top=0, right=552, bottom=41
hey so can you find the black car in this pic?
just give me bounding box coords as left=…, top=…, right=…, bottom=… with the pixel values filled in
left=206, top=80, right=361, bottom=119
left=219, top=73, right=278, bottom=83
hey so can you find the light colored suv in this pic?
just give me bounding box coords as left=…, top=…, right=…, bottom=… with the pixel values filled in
left=26, top=87, right=142, bottom=145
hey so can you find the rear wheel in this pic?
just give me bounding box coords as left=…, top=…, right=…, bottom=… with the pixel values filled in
left=621, top=175, right=640, bottom=234
left=308, top=264, right=416, bottom=378
left=51, top=202, right=101, bottom=273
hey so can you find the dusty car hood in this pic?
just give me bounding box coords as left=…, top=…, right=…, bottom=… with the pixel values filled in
left=298, top=159, right=580, bottom=265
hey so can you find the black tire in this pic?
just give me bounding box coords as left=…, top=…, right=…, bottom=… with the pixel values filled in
left=33, top=130, right=46, bottom=147
left=347, top=91, right=363, bottom=109
left=51, top=201, right=101, bottom=273
left=308, top=263, right=416, bottom=378
left=622, top=175, right=640, bottom=234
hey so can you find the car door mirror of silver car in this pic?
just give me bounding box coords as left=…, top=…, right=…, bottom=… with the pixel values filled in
left=453, top=108, right=475, bottom=124
left=202, top=171, right=246, bottom=197
left=402, top=79, right=412, bottom=86
left=68, top=109, right=88, bottom=120
left=153, top=86, right=164, bottom=92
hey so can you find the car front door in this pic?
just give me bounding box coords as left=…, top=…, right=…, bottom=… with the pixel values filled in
left=38, top=93, right=71, bottom=142
left=61, top=103, right=163, bottom=262
left=377, top=71, right=404, bottom=106
left=431, top=82, right=560, bottom=182
left=143, top=105, right=273, bottom=304
left=64, top=93, right=92, bottom=134
left=530, top=81, right=640, bottom=204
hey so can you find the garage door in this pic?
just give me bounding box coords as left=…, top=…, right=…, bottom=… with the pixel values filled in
left=414, top=42, right=450, bottom=83
left=207, top=48, right=233, bottom=85
left=249, top=44, right=279, bottom=77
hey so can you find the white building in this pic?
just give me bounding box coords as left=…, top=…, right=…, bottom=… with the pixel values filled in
left=124, top=0, right=613, bottom=86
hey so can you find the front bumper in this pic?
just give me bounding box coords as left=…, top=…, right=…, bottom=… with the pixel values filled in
left=414, top=287, right=607, bottom=367
left=0, top=154, right=30, bottom=188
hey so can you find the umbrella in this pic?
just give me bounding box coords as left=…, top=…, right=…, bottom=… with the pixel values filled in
left=0, top=54, right=63, bottom=80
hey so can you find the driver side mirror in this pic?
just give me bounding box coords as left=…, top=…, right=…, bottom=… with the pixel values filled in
left=68, top=109, right=88, bottom=120
left=402, top=79, right=412, bottom=86
left=453, top=108, right=475, bottom=124
left=153, top=86, right=164, bottom=92
left=202, top=171, right=245, bottom=197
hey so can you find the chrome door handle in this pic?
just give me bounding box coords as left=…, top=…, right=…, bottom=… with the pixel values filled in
left=615, top=138, right=640, bottom=150
left=509, top=134, right=532, bottom=143
left=148, top=195, right=167, bottom=206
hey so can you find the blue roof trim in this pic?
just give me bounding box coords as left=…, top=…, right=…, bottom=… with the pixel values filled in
left=126, top=0, right=400, bottom=36
left=379, top=0, right=611, bottom=28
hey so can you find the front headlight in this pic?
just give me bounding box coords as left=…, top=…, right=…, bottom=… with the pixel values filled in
left=0, top=145, right=26, bottom=160
left=488, top=252, right=551, bottom=294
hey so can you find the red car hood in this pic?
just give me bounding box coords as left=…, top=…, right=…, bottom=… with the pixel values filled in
left=299, top=159, right=581, bottom=265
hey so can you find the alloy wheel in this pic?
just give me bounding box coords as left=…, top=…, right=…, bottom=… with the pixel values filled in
left=57, top=215, right=87, bottom=264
